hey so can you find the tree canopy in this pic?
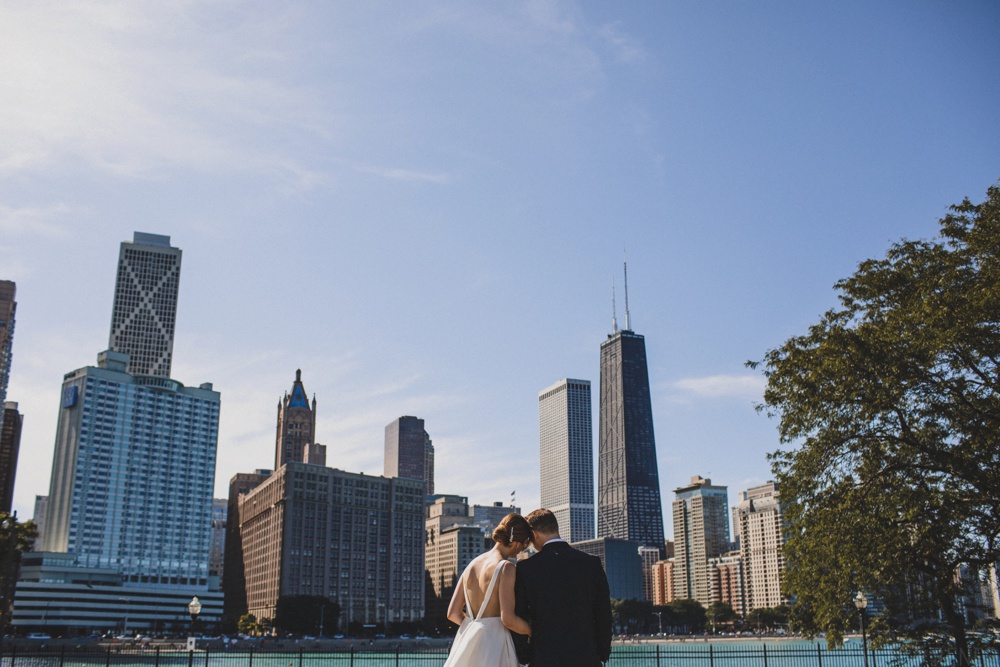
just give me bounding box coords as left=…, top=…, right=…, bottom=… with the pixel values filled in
left=751, top=183, right=1000, bottom=666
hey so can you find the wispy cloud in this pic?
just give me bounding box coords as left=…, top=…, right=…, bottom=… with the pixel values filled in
left=0, top=203, right=74, bottom=239
left=0, top=3, right=327, bottom=180
left=356, top=165, right=452, bottom=185
left=672, top=374, right=766, bottom=400
left=598, top=22, right=644, bottom=64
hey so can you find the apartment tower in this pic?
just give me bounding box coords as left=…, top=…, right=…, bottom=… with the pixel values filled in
left=108, top=233, right=182, bottom=378
left=733, top=481, right=786, bottom=613
left=672, top=476, right=731, bottom=606
left=597, top=263, right=665, bottom=549
left=538, top=378, right=595, bottom=543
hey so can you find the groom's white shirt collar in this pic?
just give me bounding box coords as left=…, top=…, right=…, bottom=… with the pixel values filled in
left=543, top=538, right=567, bottom=546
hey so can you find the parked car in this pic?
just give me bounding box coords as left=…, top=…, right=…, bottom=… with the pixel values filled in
left=27, top=633, right=51, bottom=640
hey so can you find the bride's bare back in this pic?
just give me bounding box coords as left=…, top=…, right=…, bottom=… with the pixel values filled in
left=464, top=554, right=508, bottom=618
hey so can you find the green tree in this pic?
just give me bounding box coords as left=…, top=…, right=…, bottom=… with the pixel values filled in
left=669, top=599, right=707, bottom=634
left=0, top=513, right=38, bottom=639
left=750, top=184, right=1000, bottom=666
left=706, top=601, right=737, bottom=633
left=237, top=613, right=259, bottom=636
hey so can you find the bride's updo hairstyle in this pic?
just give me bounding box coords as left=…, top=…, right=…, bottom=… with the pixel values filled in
left=492, top=513, right=532, bottom=547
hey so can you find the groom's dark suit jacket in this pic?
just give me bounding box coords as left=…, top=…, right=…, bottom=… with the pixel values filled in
left=512, top=540, right=613, bottom=666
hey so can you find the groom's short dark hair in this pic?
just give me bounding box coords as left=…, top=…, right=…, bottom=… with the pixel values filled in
left=525, top=508, right=559, bottom=535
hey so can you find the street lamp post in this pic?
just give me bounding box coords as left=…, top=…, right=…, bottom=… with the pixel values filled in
left=854, top=591, right=869, bottom=667
left=188, top=597, right=202, bottom=648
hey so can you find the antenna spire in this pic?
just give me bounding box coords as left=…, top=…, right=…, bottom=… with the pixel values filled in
left=623, top=251, right=631, bottom=331
left=612, top=276, right=618, bottom=333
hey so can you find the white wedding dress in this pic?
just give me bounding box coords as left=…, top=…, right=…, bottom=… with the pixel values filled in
left=443, top=558, right=519, bottom=667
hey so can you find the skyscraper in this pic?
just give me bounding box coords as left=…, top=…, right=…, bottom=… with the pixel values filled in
left=108, top=232, right=182, bottom=378
left=733, top=481, right=786, bottom=613
left=274, top=369, right=321, bottom=468
left=539, top=378, right=595, bottom=543
left=597, top=265, right=665, bottom=549
left=41, top=349, right=220, bottom=586
left=0, top=281, right=15, bottom=434
left=0, top=402, right=23, bottom=514
left=672, top=475, right=731, bottom=606
left=385, top=416, right=433, bottom=491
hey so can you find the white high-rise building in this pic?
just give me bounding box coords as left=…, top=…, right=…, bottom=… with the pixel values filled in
left=108, top=232, right=182, bottom=378
left=672, top=476, right=731, bottom=607
left=733, top=481, right=786, bottom=612
left=41, top=349, right=220, bottom=586
left=539, top=378, right=594, bottom=543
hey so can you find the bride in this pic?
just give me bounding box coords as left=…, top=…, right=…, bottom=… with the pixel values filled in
left=443, top=513, right=533, bottom=667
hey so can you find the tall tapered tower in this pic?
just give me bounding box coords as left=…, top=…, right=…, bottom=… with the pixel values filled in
left=108, top=233, right=182, bottom=378
left=597, top=261, right=665, bottom=549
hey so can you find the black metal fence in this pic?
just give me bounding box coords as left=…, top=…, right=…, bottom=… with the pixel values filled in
left=1, top=644, right=998, bottom=667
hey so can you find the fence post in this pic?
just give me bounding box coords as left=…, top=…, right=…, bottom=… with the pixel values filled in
left=710, top=642, right=714, bottom=667
left=656, top=643, right=661, bottom=667
left=205, top=647, right=210, bottom=667
left=105, top=645, right=111, bottom=667
left=763, top=643, right=768, bottom=667
left=248, top=646, right=253, bottom=667
left=299, top=647, right=303, bottom=667
left=817, top=642, right=822, bottom=667
left=59, top=644, right=65, bottom=667
left=395, top=645, right=400, bottom=667
left=9, top=644, right=14, bottom=667
left=187, top=645, right=194, bottom=667
left=349, top=643, right=354, bottom=667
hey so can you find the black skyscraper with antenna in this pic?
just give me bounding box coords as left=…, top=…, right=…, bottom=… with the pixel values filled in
left=597, top=258, right=666, bottom=550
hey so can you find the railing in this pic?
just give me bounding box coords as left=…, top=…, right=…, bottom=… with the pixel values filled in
left=1, top=644, right=997, bottom=667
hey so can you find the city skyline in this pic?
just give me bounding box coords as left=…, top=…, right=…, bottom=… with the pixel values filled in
left=1, top=3, right=998, bottom=537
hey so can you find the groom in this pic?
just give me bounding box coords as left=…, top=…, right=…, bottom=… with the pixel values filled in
left=512, top=508, right=613, bottom=666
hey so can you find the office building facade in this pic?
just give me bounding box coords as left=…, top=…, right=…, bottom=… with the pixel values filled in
left=539, top=379, right=595, bottom=543
left=672, top=476, right=731, bottom=607
left=222, top=469, right=271, bottom=623
left=598, top=329, right=665, bottom=549
left=572, top=537, right=644, bottom=601
left=424, top=495, right=493, bottom=625
left=0, top=281, right=15, bottom=436
left=13, top=552, right=222, bottom=633
left=41, top=349, right=220, bottom=586
left=733, top=481, right=786, bottom=612
left=237, top=462, right=425, bottom=628
left=384, top=416, right=433, bottom=492
left=0, top=402, right=23, bottom=514
left=108, top=233, right=182, bottom=378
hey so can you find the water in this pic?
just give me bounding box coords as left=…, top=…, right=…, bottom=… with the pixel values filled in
left=3, top=640, right=996, bottom=667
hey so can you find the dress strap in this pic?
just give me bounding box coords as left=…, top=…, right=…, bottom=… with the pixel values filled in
left=475, top=560, right=507, bottom=620
left=462, top=568, right=474, bottom=620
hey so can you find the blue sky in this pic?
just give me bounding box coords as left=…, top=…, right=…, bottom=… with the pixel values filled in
left=2, top=2, right=998, bottom=539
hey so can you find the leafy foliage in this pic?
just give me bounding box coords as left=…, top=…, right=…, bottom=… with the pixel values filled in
left=751, top=183, right=1000, bottom=666
left=0, top=513, right=38, bottom=637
